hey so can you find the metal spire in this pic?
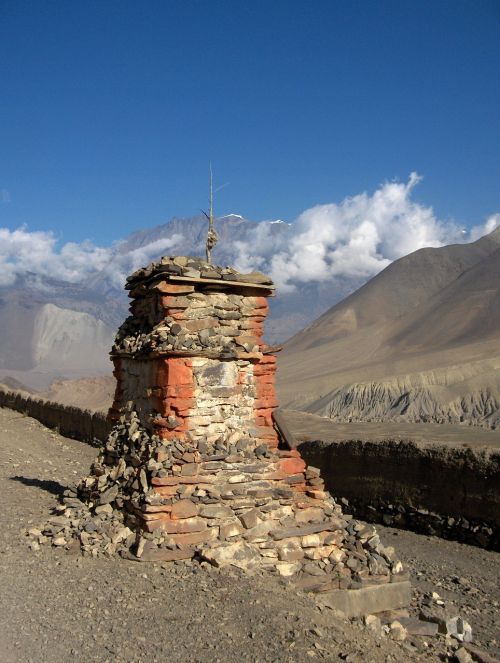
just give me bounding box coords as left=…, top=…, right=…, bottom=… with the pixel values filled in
left=202, top=163, right=219, bottom=264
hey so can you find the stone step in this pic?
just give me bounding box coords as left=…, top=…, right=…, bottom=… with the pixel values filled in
left=317, top=580, right=411, bottom=618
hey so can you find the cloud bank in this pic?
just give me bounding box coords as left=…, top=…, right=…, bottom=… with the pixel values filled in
left=266, top=173, right=497, bottom=290
left=0, top=227, right=111, bottom=287
left=0, top=227, right=182, bottom=287
left=0, top=175, right=497, bottom=290
left=99, top=236, right=184, bottom=289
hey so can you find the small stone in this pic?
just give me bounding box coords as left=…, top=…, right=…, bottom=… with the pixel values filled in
left=401, top=619, right=438, bottom=637
left=455, top=648, right=473, bottom=663
left=136, top=537, right=147, bottom=558
left=199, top=505, right=233, bottom=519
left=389, top=621, right=407, bottom=642
left=275, top=561, right=302, bottom=577
left=220, top=522, right=245, bottom=539
left=111, top=527, right=133, bottom=544
left=53, top=537, right=67, bottom=547
left=301, top=534, right=321, bottom=548
left=238, top=509, right=262, bottom=530
left=27, top=527, right=42, bottom=537
left=302, top=563, right=325, bottom=576
left=392, top=560, right=404, bottom=574
left=99, top=485, right=119, bottom=505
left=95, top=504, right=113, bottom=515
left=228, top=474, right=247, bottom=484
left=277, top=541, right=304, bottom=562
left=304, top=545, right=335, bottom=560
left=448, top=617, right=473, bottom=643
left=201, top=541, right=260, bottom=570
left=364, top=615, right=382, bottom=633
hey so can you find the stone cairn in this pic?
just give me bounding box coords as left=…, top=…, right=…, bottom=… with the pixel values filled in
left=29, top=256, right=405, bottom=594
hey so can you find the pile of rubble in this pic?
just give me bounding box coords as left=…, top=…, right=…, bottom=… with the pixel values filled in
left=29, top=407, right=405, bottom=589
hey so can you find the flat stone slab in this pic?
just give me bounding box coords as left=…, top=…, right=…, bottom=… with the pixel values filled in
left=317, top=581, right=411, bottom=618
left=281, top=409, right=500, bottom=450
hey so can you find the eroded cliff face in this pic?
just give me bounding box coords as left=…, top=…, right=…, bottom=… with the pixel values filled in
left=306, top=363, right=500, bottom=429
left=33, top=303, right=114, bottom=371
left=0, top=277, right=116, bottom=384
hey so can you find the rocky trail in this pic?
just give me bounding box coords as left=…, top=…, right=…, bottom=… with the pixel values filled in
left=0, top=407, right=498, bottom=663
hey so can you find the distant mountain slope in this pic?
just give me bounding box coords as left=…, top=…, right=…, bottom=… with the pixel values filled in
left=2, top=214, right=498, bottom=394
left=0, top=214, right=357, bottom=388
left=41, top=375, right=115, bottom=412
left=33, top=304, right=114, bottom=371
left=0, top=276, right=117, bottom=375
left=388, top=248, right=500, bottom=352
left=277, top=227, right=500, bottom=428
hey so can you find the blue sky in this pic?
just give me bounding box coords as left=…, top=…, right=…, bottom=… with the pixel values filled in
left=1, top=0, right=499, bottom=245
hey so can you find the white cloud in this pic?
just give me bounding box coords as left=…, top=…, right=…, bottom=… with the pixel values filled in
left=0, top=227, right=111, bottom=287
left=231, top=221, right=290, bottom=273
left=265, top=174, right=499, bottom=290
left=100, top=236, right=184, bottom=288
left=0, top=227, right=184, bottom=288
left=469, top=213, right=499, bottom=242
left=0, top=176, right=497, bottom=292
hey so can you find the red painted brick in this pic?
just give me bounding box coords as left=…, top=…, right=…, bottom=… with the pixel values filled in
left=170, top=397, right=195, bottom=412
left=254, top=398, right=278, bottom=409
left=277, top=449, right=301, bottom=458
left=279, top=457, right=306, bottom=475
left=166, top=359, right=194, bottom=386
left=144, top=516, right=207, bottom=534
left=169, top=530, right=217, bottom=546
left=154, top=282, right=195, bottom=294
left=170, top=499, right=199, bottom=520
left=252, top=297, right=269, bottom=310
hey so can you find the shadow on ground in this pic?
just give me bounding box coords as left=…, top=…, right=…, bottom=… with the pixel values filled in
left=10, top=475, right=66, bottom=497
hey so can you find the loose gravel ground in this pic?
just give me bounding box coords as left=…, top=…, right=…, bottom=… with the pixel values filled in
left=1, top=407, right=498, bottom=663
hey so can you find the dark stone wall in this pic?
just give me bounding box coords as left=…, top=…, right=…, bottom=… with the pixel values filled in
left=0, top=387, right=111, bottom=446
left=298, top=438, right=500, bottom=550
left=2, top=386, right=499, bottom=549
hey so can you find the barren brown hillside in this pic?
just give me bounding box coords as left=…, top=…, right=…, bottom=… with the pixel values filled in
left=42, top=376, right=115, bottom=412
left=277, top=227, right=500, bottom=428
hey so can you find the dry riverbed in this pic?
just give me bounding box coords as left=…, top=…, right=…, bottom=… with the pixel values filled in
left=0, top=407, right=498, bottom=663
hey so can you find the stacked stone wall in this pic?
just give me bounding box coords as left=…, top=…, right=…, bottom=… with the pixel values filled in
left=110, top=275, right=279, bottom=449
left=299, top=437, right=500, bottom=550
left=0, top=387, right=109, bottom=445
left=3, top=381, right=498, bottom=550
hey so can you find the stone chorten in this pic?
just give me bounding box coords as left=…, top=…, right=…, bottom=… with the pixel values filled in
left=36, top=254, right=408, bottom=609
left=76, top=255, right=406, bottom=588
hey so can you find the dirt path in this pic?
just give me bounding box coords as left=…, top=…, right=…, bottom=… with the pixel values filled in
left=0, top=407, right=498, bottom=663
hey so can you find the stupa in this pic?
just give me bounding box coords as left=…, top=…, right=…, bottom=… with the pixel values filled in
left=74, top=254, right=409, bottom=606
left=29, top=203, right=410, bottom=614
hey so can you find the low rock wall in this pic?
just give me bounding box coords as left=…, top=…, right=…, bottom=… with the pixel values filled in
left=298, top=438, right=500, bottom=551
left=0, top=387, right=110, bottom=445
left=2, top=386, right=499, bottom=549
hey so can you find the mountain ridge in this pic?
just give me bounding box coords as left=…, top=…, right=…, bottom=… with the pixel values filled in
left=277, top=226, right=500, bottom=428
left=1, top=217, right=498, bottom=396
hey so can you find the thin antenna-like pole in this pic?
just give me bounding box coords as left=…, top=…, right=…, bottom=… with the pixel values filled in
left=208, top=163, right=214, bottom=258
left=204, top=162, right=218, bottom=264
